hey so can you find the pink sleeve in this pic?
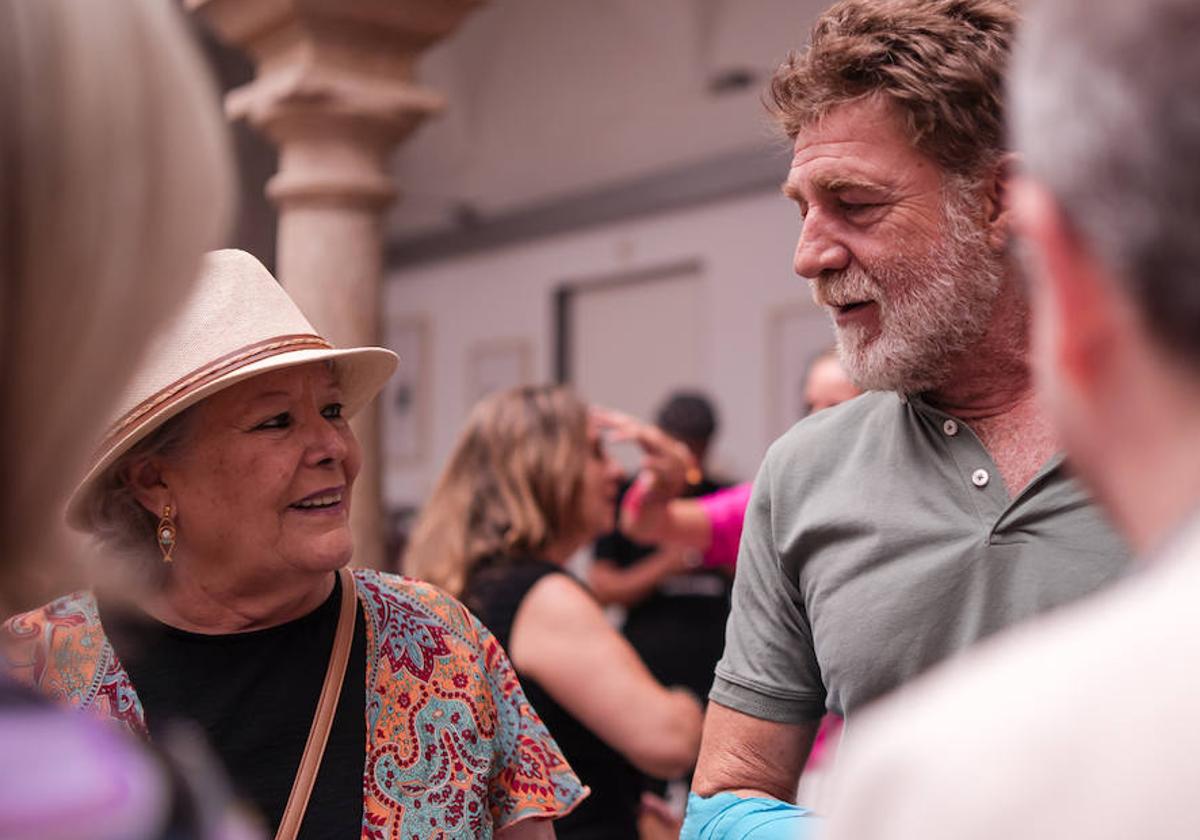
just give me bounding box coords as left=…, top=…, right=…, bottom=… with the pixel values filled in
left=698, top=482, right=753, bottom=569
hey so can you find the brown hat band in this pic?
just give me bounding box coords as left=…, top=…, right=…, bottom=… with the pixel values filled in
left=100, top=333, right=333, bottom=454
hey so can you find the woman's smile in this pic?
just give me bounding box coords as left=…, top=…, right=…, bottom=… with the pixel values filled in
left=289, top=485, right=347, bottom=514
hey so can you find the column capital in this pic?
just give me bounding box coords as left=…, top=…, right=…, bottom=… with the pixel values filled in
left=189, top=0, right=482, bottom=209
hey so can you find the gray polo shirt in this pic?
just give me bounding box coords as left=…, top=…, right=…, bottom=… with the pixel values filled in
left=711, top=391, right=1130, bottom=723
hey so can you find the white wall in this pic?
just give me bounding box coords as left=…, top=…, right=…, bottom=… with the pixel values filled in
left=389, top=0, right=830, bottom=234
left=382, top=187, right=837, bottom=510
left=571, top=264, right=709, bottom=469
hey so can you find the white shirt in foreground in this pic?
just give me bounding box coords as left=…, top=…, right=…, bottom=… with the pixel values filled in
left=824, top=513, right=1200, bottom=839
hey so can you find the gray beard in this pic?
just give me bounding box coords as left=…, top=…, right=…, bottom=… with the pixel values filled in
left=814, top=199, right=1006, bottom=395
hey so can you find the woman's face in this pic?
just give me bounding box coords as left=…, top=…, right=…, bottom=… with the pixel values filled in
left=153, top=362, right=361, bottom=584
left=578, top=420, right=622, bottom=540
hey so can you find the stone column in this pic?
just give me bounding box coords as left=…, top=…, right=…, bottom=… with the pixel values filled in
left=189, top=0, right=483, bottom=569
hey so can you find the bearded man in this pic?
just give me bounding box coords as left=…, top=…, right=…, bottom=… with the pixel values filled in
left=682, top=1, right=1130, bottom=836
left=821, top=0, right=1200, bottom=836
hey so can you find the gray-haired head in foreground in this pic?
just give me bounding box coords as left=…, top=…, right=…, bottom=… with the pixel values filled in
left=1010, top=0, right=1200, bottom=372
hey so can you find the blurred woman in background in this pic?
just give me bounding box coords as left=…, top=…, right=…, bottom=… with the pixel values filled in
left=0, top=0, right=233, bottom=612
left=0, top=1, right=241, bottom=837
left=407, top=385, right=704, bottom=840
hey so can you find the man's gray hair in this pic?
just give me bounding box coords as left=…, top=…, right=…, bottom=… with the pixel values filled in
left=1010, top=0, right=1200, bottom=370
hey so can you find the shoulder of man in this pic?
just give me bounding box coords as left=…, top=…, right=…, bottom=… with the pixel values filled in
left=763, top=390, right=900, bottom=476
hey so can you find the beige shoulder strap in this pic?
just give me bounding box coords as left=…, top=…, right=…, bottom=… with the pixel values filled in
left=274, top=567, right=357, bottom=840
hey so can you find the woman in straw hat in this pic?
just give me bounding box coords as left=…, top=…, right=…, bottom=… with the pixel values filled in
left=4, top=249, right=584, bottom=839
left=405, top=386, right=703, bottom=840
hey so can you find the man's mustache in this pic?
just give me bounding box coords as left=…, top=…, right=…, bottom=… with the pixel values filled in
left=810, top=268, right=879, bottom=308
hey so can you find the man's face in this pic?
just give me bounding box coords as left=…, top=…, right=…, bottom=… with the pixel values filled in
left=784, top=97, right=1007, bottom=393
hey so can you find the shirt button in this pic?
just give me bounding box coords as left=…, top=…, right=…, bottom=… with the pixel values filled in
left=943, top=419, right=959, bottom=436
left=972, top=468, right=990, bottom=488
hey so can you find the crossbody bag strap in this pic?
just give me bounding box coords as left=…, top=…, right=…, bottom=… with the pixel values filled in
left=274, top=567, right=357, bottom=840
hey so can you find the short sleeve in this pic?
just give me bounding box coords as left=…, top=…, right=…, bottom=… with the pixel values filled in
left=710, top=456, right=827, bottom=722
left=470, top=613, right=589, bottom=828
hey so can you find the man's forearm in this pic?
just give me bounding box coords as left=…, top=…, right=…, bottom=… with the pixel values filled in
left=685, top=704, right=822, bottom=840
left=692, top=703, right=817, bottom=802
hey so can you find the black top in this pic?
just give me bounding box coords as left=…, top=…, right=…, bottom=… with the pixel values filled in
left=593, top=476, right=732, bottom=700
left=97, top=573, right=367, bottom=840
left=464, top=556, right=640, bottom=840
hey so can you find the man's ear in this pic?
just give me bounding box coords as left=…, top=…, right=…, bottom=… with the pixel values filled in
left=1011, top=177, right=1120, bottom=388
left=125, top=455, right=172, bottom=517
left=982, top=153, right=1017, bottom=252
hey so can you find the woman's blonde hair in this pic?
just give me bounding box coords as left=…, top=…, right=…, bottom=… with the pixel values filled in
left=0, top=0, right=234, bottom=611
left=405, top=385, right=592, bottom=597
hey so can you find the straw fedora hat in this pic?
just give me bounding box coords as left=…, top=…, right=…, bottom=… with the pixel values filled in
left=65, top=248, right=398, bottom=527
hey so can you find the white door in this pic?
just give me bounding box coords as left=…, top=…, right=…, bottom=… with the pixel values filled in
left=566, top=262, right=708, bottom=473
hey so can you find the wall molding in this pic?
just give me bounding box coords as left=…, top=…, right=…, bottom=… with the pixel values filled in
left=387, top=144, right=790, bottom=269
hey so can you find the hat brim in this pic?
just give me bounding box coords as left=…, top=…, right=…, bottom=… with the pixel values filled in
left=65, top=345, right=398, bottom=529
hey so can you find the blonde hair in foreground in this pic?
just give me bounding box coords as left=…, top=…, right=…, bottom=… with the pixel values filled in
left=0, top=0, right=234, bottom=611
left=405, top=386, right=591, bottom=598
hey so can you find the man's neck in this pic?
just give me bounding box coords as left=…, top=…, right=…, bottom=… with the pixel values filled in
left=921, top=309, right=1057, bottom=497
left=924, top=364, right=1034, bottom=421
left=924, top=281, right=1035, bottom=421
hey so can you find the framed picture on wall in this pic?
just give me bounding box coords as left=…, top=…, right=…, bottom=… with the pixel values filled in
left=466, top=338, right=533, bottom=407
left=385, top=316, right=430, bottom=466
left=765, top=302, right=837, bottom=442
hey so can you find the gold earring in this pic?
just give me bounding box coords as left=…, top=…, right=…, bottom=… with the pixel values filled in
left=156, top=504, right=177, bottom=563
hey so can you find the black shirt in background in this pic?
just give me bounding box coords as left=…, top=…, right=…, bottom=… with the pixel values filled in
left=593, top=475, right=732, bottom=701
left=98, top=572, right=367, bottom=840
left=465, top=555, right=641, bottom=840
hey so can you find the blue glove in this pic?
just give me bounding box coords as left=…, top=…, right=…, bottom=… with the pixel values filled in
left=680, top=792, right=822, bottom=839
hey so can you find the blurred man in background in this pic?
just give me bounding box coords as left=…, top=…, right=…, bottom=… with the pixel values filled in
left=591, top=391, right=731, bottom=704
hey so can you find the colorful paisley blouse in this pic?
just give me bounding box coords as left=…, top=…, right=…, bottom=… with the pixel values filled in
left=1, top=568, right=587, bottom=838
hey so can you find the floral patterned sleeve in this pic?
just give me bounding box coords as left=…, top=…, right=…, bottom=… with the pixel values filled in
left=357, top=570, right=588, bottom=837
left=468, top=612, right=589, bottom=828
